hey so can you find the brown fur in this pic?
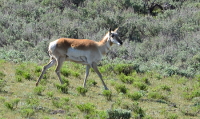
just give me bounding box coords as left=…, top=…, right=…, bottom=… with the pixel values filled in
left=56, top=38, right=98, bottom=50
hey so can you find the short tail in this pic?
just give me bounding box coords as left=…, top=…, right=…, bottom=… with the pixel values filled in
left=48, top=40, right=58, bottom=57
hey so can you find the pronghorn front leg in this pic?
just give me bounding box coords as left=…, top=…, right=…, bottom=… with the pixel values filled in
left=91, top=62, right=109, bottom=90
left=83, top=65, right=90, bottom=88
left=55, top=57, right=65, bottom=84
left=36, top=58, right=56, bottom=86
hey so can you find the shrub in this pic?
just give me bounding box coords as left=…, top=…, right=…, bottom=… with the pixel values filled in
left=77, top=103, right=96, bottom=114
left=114, top=64, right=136, bottom=75
left=133, top=82, right=148, bottom=91
left=24, top=72, right=31, bottom=80
left=115, top=84, right=128, bottom=94
left=61, top=77, right=70, bottom=86
left=121, top=102, right=145, bottom=118
left=102, top=90, right=112, bottom=101
left=196, top=74, right=200, bottom=82
left=128, top=92, right=142, bottom=101
left=15, top=67, right=32, bottom=80
left=39, top=78, right=48, bottom=86
left=155, top=74, right=162, bottom=80
left=88, top=79, right=97, bottom=86
left=132, top=107, right=145, bottom=118
left=193, top=54, right=200, bottom=63
left=0, top=79, right=6, bottom=92
left=26, top=96, right=39, bottom=107
left=52, top=100, right=63, bottom=108
left=166, top=113, right=178, bottom=119
left=35, top=66, right=42, bottom=73
left=55, top=83, right=68, bottom=94
left=61, top=68, right=71, bottom=77
left=52, top=97, right=70, bottom=108
left=141, top=77, right=150, bottom=84
left=119, top=73, right=134, bottom=84
left=71, top=71, right=80, bottom=78
left=15, top=75, right=23, bottom=82
left=46, top=91, right=54, bottom=98
left=61, top=97, right=70, bottom=103
left=0, top=71, right=5, bottom=79
left=160, top=85, right=171, bottom=92
left=146, top=22, right=163, bottom=36
left=20, top=108, right=35, bottom=118
left=148, top=92, right=167, bottom=100
left=165, top=67, right=178, bottom=76
left=99, top=64, right=113, bottom=74
left=34, top=86, right=45, bottom=95
left=0, top=0, right=199, bottom=78
left=4, top=98, right=20, bottom=110
left=184, top=90, right=200, bottom=100
left=76, top=86, right=88, bottom=96
left=97, top=110, right=108, bottom=119
left=107, top=109, right=131, bottom=119
left=0, top=96, right=5, bottom=102
left=15, top=68, right=24, bottom=75
left=0, top=60, right=6, bottom=64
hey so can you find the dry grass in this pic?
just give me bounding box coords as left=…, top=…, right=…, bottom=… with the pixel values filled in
left=0, top=61, right=199, bottom=119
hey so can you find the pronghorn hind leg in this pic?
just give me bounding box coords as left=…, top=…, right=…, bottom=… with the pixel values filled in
left=36, top=58, right=56, bottom=86
left=55, top=57, right=65, bottom=84
left=83, top=65, right=90, bottom=88
left=91, top=62, right=109, bottom=90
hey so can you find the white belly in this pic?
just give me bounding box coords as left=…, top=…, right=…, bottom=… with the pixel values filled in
left=66, top=48, right=101, bottom=64
left=67, top=48, right=89, bottom=57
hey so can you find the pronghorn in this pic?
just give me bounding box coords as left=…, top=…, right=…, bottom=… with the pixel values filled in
left=36, top=28, right=123, bottom=90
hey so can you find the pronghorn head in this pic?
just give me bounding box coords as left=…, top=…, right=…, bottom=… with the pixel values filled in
left=109, top=28, right=123, bottom=46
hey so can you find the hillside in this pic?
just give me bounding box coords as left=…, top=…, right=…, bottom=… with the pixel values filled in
left=0, top=0, right=200, bottom=77
left=0, top=0, right=200, bottom=118
left=0, top=60, right=200, bottom=118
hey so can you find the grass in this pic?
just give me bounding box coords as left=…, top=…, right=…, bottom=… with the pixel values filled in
left=34, top=86, right=45, bottom=95
left=0, top=61, right=199, bottom=118
left=76, top=86, right=88, bottom=96
left=128, top=92, right=143, bottom=101
left=102, top=90, right=112, bottom=101
left=4, top=98, right=20, bottom=110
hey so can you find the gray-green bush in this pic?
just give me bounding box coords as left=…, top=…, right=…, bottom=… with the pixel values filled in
left=0, top=0, right=200, bottom=78
left=107, top=109, right=131, bottom=119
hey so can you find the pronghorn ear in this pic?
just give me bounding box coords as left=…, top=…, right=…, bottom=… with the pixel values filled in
left=114, top=28, right=119, bottom=33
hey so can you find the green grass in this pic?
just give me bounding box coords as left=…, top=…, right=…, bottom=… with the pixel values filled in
left=52, top=97, right=70, bottom=108
left=55, top=83, right=68, bottom=94
left=102, top=90, right=112, bottom=101
left=4, top=98, right=20, bottom=110
left=0, top=0, right=200, bottom=118
left=128, top=92, right=143, bottom=101
left=115, top=84, right=128, bottom=94
left=20, top=108, right=35, bottom=118
left=76, top=86, right=88, bottom=96
left=0, top=61, right=199, bottom=118
left=34, top=86, right=45, bottom=95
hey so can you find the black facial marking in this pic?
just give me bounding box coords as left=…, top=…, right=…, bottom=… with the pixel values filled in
left=117, top=37, right=123, bottom=45
left=111, top=33, right=115, bottom=37
left=114, top=34, right=123, bottom=45
left=110, top=32, right=123, bottom=45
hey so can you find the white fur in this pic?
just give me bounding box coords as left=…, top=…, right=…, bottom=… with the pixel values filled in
left=66, top=47, right=101, bottom=64
left=48, top=40, right=58, bottom=52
